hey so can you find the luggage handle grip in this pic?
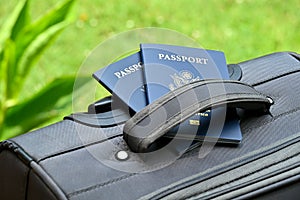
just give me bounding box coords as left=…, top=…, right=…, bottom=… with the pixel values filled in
left=123, top=79, right=273, bottom=153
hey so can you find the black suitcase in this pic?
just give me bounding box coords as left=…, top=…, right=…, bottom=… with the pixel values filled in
left=1, top=52, right=300, bottom=200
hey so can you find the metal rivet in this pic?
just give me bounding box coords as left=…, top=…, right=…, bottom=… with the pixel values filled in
left=115, top=150, right=129, bottom=161
left=267, top=97, right=274, bottom=105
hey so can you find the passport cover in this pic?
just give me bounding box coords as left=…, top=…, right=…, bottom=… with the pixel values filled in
left=140, top=43, right=242, bottom=143
left=93, top=52, right=146, bottom=112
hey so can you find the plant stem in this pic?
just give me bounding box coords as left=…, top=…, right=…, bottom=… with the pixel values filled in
left=0, top=102, right=6, bottom=140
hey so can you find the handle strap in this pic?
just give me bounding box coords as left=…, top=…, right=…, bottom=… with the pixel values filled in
left=123, top=79, right=272, bottom=153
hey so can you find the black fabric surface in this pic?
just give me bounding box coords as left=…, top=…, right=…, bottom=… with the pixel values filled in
left=2, top=52, right=300, bottom=199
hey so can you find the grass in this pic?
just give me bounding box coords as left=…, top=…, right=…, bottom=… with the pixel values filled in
left=0, top=0, right=299, bottom=133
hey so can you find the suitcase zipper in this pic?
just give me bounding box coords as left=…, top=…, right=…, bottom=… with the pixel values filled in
left=198, top=153, right=300, bottom=199
left=144, top=134, right=300, bottom=200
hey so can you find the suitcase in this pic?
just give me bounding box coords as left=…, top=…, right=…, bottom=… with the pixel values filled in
left=1, top=51, right=300, bottom=200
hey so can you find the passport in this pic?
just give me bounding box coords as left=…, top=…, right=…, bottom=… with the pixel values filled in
left=140, top=43, right=242, bottom=144
left=93, top=52, right=147, bottom=112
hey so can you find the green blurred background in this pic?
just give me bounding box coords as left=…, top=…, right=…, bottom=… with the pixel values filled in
left=1, top=0, right=299, bottom=138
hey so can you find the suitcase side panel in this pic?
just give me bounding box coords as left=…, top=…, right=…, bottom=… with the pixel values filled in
left=0, top=150, right=29, bottom=200
left=26, top=170, right=58, bottom=200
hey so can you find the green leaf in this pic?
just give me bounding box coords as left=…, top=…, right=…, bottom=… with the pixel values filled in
left=0, top=39, right=16, bottom=138
left=1, top=111, right=57, bottom=141
left=0, top=0, right=78, bottom=140
left=0, top=51, right=3, bottom=101
left=0, top=39, right=16, bottom=103
left=0, top=0, right=29, bottom=101
left=4, top=76, right=90, bottom=132
left=0, top=47, right=8, bottom=102
left=11, top=0, right=31, bottom=41
left=14, top=0, right=75, bottom=63
left=0, top=0, right=29, bottom=48
left=18, top=22, right=69, bottom=84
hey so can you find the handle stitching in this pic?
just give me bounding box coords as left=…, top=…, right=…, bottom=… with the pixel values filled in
left=125, top=80, right=263, bottom=133
left=137, top=93, right=268, bottom=151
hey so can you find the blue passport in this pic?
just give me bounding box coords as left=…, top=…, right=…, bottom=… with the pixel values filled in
left=140, top=43, right=242, bottom=144
left=93, top=52, right=147, bottom=112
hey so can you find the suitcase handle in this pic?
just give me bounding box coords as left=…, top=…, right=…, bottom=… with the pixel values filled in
left=123, top=79, right=273, bottom=153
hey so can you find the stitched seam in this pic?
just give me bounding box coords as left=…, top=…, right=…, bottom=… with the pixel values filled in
left=138, top=93, right=266, bottom=149
left=148, top=134, right=300, bottom=200
left=203, top=162, right=300, bottom=200
left=39, top=107, right=300, bottom=199
left=125, top=80, right=252, bottom=132
left=124, top=80, right=218, bottom=131
left=39, top=102, right=300, bottom=165
left=251, top=65, right=300, bottom=87
left=124, top=80, right=226, bottom=141
left=186, top=151, right=300, bottom=199
left=37, top=101, right=300, bottom=198
left=243, top=106, right=300, bottom=134
left=62, top=105, right=300, bottom=198
left=65, top=149, right=196, bottom=198
left=67, top=173, right=137, bottom=198
left=37, top=134, right=122, bottom=163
